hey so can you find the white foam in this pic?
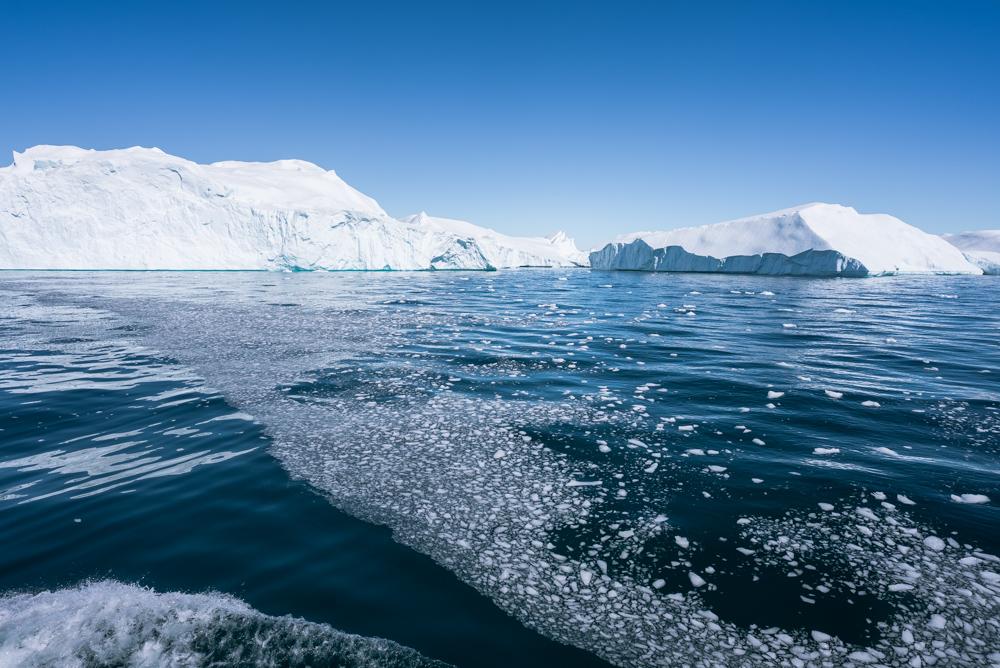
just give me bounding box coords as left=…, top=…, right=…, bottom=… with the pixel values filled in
left=0, top=581, right=443, bottom=667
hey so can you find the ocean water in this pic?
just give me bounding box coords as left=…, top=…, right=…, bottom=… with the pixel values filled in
left=1, top=270, right=997, bottom=667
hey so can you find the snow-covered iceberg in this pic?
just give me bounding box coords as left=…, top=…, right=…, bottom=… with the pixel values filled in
left=0, top=145, right=581, bottom=271
left=942, top=230, right=1000, bottom=275
left=402, top=212, right=586, bottom=267
left=591, top=203, right=982, bottom=276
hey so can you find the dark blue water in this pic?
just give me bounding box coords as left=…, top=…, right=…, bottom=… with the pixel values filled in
left=1, top=271, right=997, bottom=667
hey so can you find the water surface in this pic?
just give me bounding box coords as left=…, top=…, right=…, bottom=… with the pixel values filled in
left=1, top=271, right=997, bottom=667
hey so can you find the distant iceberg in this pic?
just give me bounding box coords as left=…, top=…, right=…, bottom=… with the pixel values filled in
left=942, top=230, right=1000, bottom=275
left=0, top=145, right=583, bottom=271
left=590, top=203, right=982, bottom=276
left=401, top=212, right=586, bottom=268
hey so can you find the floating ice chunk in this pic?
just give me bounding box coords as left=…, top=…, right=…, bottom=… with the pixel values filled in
left=810, top=630, right=832, bottom=642
left=923, top=536, right=946, bottom=551
left=751, top=438, right=765, bottom=446
left=893, top=494, right=914, bottom=505
left=652, top=579, right=666, bottom=589
left=848, top=650, right=877, bottom=663
left=812, top=447, right=840, bottom=455
left=928, top=614, right=947, bottom=630
left=782, top=323, right=796, bottom=329
left=566, top=479, right=602, bottom=487
left=493, top=449, right=507, bottom=459
left=580, top=569, right=593, bottom=586
left=856, top=507, right=878, bottom=521
left=861, top=400, right=880, bottom=408
left=950, top=493, right=990, bottom=504
left=824, top=390, right=843, bottom=399
left=688, top=572, right=706, bottom=587
left=818, top=503, right=835, bottom=511
left=874, top=446, right=898, bottom=456
left=767, top=391, right=785, bottom=400
left=675, top=536, right=689, bottom=549
left=889, top=583, right=914, bottom=592
left=685, top=449, right=706, bottom=456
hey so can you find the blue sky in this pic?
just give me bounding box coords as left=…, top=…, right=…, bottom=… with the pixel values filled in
left=3, top=0, right=998, bottom=247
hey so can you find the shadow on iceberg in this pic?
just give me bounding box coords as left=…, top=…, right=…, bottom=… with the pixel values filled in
left=589, top=239, right=869, bottom=277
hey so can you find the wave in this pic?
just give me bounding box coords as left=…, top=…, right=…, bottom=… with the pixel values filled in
left=0, top=580, right=448, bottom=668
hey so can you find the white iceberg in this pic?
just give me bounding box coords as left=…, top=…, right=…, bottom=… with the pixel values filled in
left=591, top=203, right=982, bottom=277
left=0, top=145, right=581, bottom=271
left=401, top=212, right=586, bottom=267
left=942, top=230, right=1000, bottom=275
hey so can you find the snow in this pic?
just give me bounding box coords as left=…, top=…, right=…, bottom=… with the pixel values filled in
left=942, top=230, right=1000, bottom=275
left=591, top=203, right=982, bottom=276
left=0, top=145, right=581, bottom=271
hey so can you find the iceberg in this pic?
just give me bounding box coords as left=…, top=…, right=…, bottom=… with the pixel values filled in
left=0, top=145, right=581, bottom=271
left=591, top=203, right=982, bottom=276
left=401, top=212, right=586, bottom=268
left=942, top=230, right=1000, bottom=275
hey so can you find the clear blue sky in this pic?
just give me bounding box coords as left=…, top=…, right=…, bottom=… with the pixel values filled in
left=3, top=0, right=998, bottom=247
